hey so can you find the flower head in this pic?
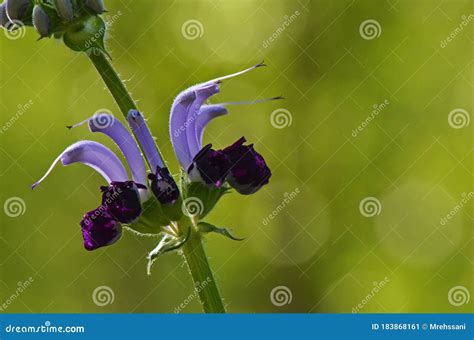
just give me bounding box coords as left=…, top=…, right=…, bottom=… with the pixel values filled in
left=33, top=112, right=178, bottom=250
left=170, top=62, right=276, bottom=195
left=32, top=63, right=279, bottom=255
left=80, top=208, right=121, bottom=251
left=222, top=137, right=271, bottom=195
left=101, top=181, right=146, bottom=223
left=188, top=144, right=230, bottom=187
left=148, top=167, right=180, bottom=205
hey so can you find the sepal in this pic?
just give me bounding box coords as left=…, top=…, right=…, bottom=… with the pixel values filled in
left=180, top=174, right=230, bottom=219
left=146, top=227, right=191, bottom=275
left=63, top=14, right=106, bottom=52
left=197, top=222, right=243, bottom=241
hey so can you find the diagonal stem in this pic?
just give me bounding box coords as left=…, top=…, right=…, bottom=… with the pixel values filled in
left=88, top=52, right=138, bottom=116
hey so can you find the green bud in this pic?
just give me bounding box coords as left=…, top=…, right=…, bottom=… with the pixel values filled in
left=32, top=5, right=51, bottom=37
left=63, top=15, right=106, bottom=52
left=54, top=0, right=74, bottom=22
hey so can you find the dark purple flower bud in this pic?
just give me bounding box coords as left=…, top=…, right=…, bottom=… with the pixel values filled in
left=54, top=0, right=74, bottom=22
left=147, top=167, right=180, bottom=205
left=32, top=5, right=50, bottom=37
left=80, top=208, right=122, bottom=251
left=6, top=0, right=29, bottom=21
left=85, top=0, right=105, bottom=14
left=100, top=181, right=145, bottom=223
left=0, top=3, right=10, bottom=28
left=221, top=137, right=271, bottom=195
left=188, top=144, right=231, bottom=188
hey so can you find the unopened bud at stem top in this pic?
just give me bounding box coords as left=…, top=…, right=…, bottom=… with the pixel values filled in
left=32, top=5, right=51, bottom=37
left=0, top=3, right=9, bottom=27
left=54, top=0, right=74, bottom=22
left=84, top=0, right=106, bottom=14
left=6, top=0, right=30, bottom=21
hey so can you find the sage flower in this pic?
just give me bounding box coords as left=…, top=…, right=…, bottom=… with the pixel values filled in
left=32, top=113, right=177, bottom=250
left=171, top=62, right=272, bottom=194
left=32, top=62, right=278, bottom=272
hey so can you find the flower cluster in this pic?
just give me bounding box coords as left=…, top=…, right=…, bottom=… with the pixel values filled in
left=1, top=0, right=107, bottom=52
left=170, top=63, right=272, bottom=195
left=3, top=0, right=280, bottom=275
left=32, top=64, right=276, bottom=256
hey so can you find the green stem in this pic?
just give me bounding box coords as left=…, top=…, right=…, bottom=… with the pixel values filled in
left=181, top=228, right=226, bottom=313
left=87, top=50, right=226, bottom=313
left=88, top=52, right=138, bottom=117
left=87, top=51, right=166, bottom=170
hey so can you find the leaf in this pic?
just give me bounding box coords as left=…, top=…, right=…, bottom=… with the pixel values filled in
left=146, top=227, right=192, bottom=275
left=197, top=222, right=244, bottom=241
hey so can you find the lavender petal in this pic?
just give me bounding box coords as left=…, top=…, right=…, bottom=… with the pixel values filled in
left=85, top=113, right=147, bottom=187
left=127, top=110, right=164, bottom=171
left=32, top=140, right=128, bottom=189
left=194, top=104, right=228, bottom=150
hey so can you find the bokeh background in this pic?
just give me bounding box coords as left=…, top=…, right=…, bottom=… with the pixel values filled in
left=0, top=0, right=472, bottom=313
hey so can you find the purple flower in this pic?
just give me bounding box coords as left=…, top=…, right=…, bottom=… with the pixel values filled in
left=33, top=112, right=177, bottom=250
left=170, top=62, right=273, bottom=194
left=222, top=137, right=271, bottom=195
left=33, top=63, right=278, bottom=251
left=188, top=144, right=230, bottom=187
left=101, top=181, right=146, bottom=223
left=80, top=208, right=121, bottom=251
left=127, top=110, right=180, bottom=205
left=148, top=167, right=180, bottom=205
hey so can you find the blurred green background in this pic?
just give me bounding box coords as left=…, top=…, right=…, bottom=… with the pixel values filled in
left=0, top=0, right=472, bottom=313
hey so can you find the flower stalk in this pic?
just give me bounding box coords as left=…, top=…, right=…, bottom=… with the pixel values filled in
left=88, top=51, right=137, bottom=117
left=181, top=225, right=226, bottom=313
left=88, top=50, right=226, bottom=313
